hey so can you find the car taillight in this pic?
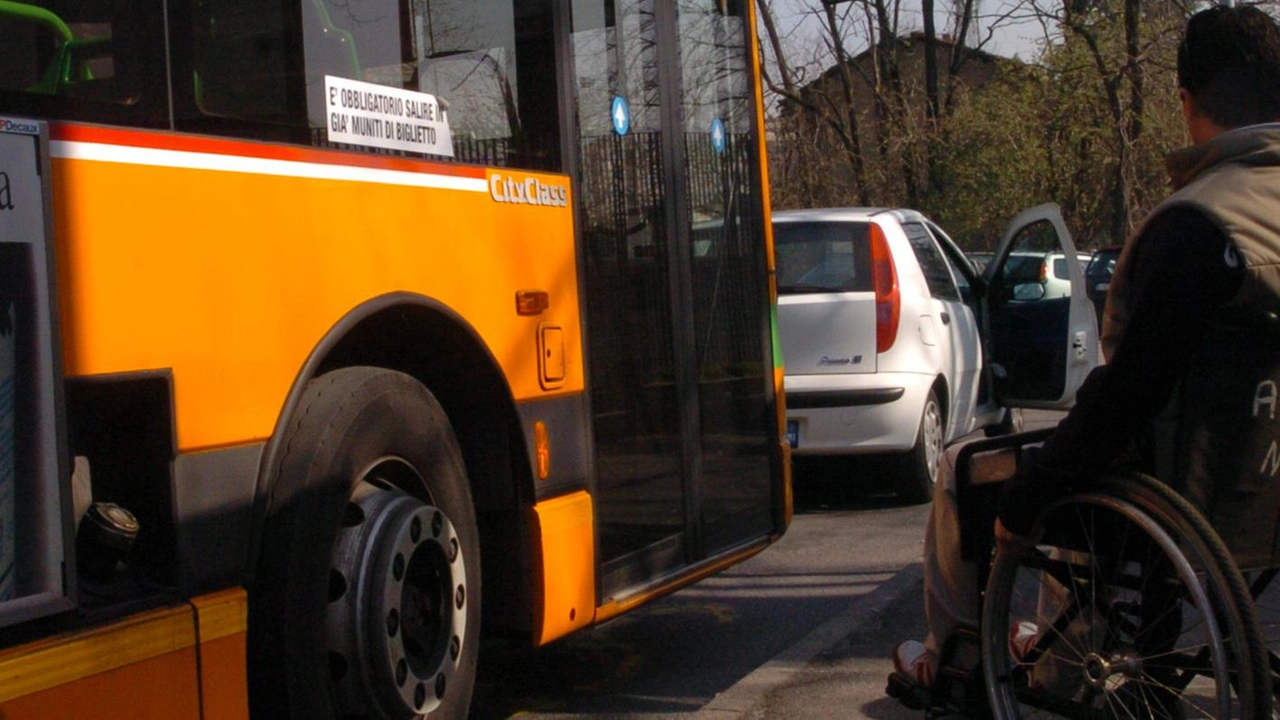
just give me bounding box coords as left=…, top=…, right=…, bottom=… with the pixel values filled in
left=1038, top=261, right=1048, bottom=283
left=870, top=223, right=900, bottom=353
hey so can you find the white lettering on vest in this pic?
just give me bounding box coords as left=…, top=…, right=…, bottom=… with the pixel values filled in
left=1262, top=440, right=1280, bottom=476
left=1255, top=380, right=1277, bottom=419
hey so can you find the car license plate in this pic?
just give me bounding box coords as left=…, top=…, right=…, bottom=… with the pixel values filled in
left=786, top=420, right=798, bottom=448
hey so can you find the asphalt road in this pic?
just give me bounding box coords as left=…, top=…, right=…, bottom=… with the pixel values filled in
left=472, top=411, right=1065, bottom=719
left=472, top=477, right=928, bottom=718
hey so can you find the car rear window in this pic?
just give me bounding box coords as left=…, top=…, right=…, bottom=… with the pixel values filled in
left=1053, top=257, right=1070, bottom=279
left=773, top=221, right=873, bottom=294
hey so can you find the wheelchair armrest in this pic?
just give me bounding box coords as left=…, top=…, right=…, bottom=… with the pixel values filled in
left=954, top=428, right=1054, bottom=493
left=954, top=428, right=1053, bottom=565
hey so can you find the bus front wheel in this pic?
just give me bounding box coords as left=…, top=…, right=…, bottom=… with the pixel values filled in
left=249, top=366, right=481, bottom=719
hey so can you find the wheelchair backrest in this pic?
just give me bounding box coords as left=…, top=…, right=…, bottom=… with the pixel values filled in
left=1172, top=309, right=1280, bottom=571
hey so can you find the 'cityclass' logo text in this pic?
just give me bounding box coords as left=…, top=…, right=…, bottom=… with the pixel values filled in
left=489, top=173, right=568, bottom=208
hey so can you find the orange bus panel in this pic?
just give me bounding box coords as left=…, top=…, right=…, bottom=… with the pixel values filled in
left=50, top=126, right=582, bottom=452
left=528, top=490, right=596, bottom=645
left=192, top=589, right=250, bottom=720
left=0, top=648, right=202, bottom=719
left=0, top=604, right=201, bottom=719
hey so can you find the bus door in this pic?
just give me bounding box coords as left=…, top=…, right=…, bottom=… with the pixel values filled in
left=571, top=0, right=776, bottom=598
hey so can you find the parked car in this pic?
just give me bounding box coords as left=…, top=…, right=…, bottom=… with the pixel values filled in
left=1086, top=246, right=1121, bottom=331
left=1000, top=251, right=1091, bottom=300
left=775, top=205, right=1098, bottom=503
left=966, top=251, right=995, bottom=272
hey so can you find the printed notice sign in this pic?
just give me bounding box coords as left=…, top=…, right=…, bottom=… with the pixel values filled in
left=0, top=301, right=12, bottom=602
left=324, top=76, right=454, bottom=157
left=0, top=122, right=40, bottom=603
left=0, top=118, right=72, bottom=625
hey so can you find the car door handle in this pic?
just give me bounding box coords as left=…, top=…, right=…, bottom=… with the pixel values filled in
left=1072, top=330, right=1088, bottom=361
left=940, top=312, right=951, bottom=325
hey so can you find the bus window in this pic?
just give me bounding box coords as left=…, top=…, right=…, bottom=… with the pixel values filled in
left=0, top=1, right=167, bottom=125
left=304, top=0, right=561, bottom=169
left=189, top=0, right=296, bottom=125
left=178, top=0, right=561, bottom=170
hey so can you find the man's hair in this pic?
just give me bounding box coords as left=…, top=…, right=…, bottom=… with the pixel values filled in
left=1178, top=5, right=1280, bottom=129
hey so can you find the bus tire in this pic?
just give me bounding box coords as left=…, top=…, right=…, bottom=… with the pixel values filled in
left=249, top=366, right=481, bottom=719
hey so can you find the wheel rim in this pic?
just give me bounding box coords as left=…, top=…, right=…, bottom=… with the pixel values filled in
left=922, top=398, right=943, bottom=485
left=325, top=460, right=469, bottom=719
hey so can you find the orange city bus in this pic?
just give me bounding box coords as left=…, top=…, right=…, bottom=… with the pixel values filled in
left=0, top=0, right=789, bottom=717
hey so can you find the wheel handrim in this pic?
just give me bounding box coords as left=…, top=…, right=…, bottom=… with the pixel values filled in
left=325, top=461, right=469, bottom=719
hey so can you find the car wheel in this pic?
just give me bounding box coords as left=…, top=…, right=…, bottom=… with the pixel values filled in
left=896, top=389, right=943, bottom=504
left=249, top=366, right=481, bottom=719
left=983, top=407, right=1024, bottom=437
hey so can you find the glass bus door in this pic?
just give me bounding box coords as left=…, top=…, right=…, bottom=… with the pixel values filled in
left=571, top=0, right=775, bottom=597
left=573, top=0, right=687, bottom=593
left=674, top=0, right=774, bottom=557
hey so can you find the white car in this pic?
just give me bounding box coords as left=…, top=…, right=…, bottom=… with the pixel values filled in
left=775, top=204, right=1098, bottom=502
left=1004, top=250, right=1092, bottom=299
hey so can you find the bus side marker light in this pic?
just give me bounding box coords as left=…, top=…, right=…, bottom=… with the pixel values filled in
left=516, top=289, right=549, bottom=316
left=535, top=421, right=550, bottom=480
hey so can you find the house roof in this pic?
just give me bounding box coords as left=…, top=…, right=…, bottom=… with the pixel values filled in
left=780, top=31, right=1018, bottom=113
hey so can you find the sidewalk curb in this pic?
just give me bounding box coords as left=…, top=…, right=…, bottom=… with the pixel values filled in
left=694, top=562, right=925, bottom=718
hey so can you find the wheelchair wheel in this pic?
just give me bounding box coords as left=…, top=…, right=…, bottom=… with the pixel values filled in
left=1248, top=568, right=1280, bottom=713
left=981, top=472, right=1269, bottom=718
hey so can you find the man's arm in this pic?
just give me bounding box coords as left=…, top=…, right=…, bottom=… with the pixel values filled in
left=997, top=206, right=1244, bottom=535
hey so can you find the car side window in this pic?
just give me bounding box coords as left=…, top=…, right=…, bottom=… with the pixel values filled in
left=924, top=221, right=974, bottom=295
left=902, top=222, right=961, bottom=302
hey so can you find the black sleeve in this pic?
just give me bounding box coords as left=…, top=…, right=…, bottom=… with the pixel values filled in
left=997, top=206, right=1244, bottom=535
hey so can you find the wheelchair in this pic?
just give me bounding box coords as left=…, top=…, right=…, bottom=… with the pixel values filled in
left=910, top=426, right=1280, bottom=719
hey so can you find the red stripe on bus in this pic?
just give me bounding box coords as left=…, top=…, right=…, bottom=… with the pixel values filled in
left=50, top=123, right=488, bottom=179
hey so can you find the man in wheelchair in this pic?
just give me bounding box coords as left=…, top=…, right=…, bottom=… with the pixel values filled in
left=889, top=5, right=1280, bottom=717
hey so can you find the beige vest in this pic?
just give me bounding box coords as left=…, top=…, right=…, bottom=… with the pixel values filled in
left=1102, top=124, right=1280, bottom=360
left=1102, top=125, right=1280, bottom=568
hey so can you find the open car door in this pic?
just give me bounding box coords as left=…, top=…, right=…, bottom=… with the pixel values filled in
left=984, top=203, right=1098, bottom=409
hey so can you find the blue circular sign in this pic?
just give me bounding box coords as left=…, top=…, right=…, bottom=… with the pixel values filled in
left=710, top=117, right=726, bottom=154
left=611, top=96, right=631, bottom=136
